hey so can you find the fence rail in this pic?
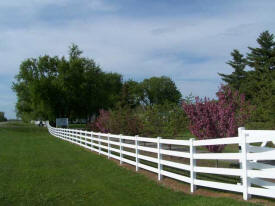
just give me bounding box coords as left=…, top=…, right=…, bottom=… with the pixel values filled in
left=46, top=123, right=275, bottom=200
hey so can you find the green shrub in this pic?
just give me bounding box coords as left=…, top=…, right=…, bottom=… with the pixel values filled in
left=140, top=103, right=189, bottom=138
left=89, top=103, right=189, bottom=138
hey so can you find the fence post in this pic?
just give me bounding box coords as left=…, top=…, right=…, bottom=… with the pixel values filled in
left=81, top=131, right=87, bottom=146
left=119, top=134, right=123, bottom=164
left=72, top=130, right=74, bottom=142
left=98, top=135, right=101, bottom=155
left=135, top=135, right=139, bottom=171
left=190, top=138, right=196, bottom=193
left=85, top=131, right=87, bottom=146
left=157, top=137, right=162, bottom=181
left=108, top=133, right=110, bottom=159
left=78, top=130, right=81, bottom=144
left=90, top=132, right=94, bottom=151
left=65, top=129, right=67, bottom=140
left=239, top=127, right=251, bottom=200
left=68, top=129, right=70, bottom=141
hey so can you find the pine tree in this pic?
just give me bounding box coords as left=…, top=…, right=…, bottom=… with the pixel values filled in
left=244, top=31, right=275, bottom=123
left=247, top=31, right=275, bottom=72
left=218, top=49, right=247, bottom=90
left=218, top=31, right=275, bottom=126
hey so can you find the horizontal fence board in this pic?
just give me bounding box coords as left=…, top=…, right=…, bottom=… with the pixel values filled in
left=98, top=138, right=109, bottom=144
left=160, top=159, right=190, bottom=171
left=99, top=145, right=109, bottom=151
left=138, top=145, right=158, bottom=153
left=109, top=147, right=120, bottom=154
left=160, top=148, right=190, bottom=158
left=138, top=154, right=158, bottom=163
left=137, top=137, right=158, bottom=143
left=248, top=187, right=275, bottom=198
left=110, top=153, right=120, bottom=160
left=108, top=134, right=120, bottom=139
left=82, top=144, right=92, bottom=150
left=194, top=179, right=243, bottom=193
left=194, top=153, right=240, bottom=160
left=160, top=139, right=190, bottom=146
left=161, top=169, right=190, bottom=183
left=193, top=137, right=239, bottom=146
left=100, top=150, right=109, bottom=156
left=109, top=140, right=120, bottom=146
left=247, top=151, right=275, bottom=161
left=119, top=135, right=135, bottom=141
left=139, top=163, right=158, bottom=173
left=121, top=143, right=136, bottom=149
left=122, top=158, right=136, bottom=166
left=248, top=170, right=275, bottom=179
left=92, top=132, right=109, bottom=138
left=194, top=166, right=242, bottom=176
left=91, top=147, right=99, bottom=153
left=245, top=130, right=275, bottom=137
left=91, top=142, right=100, bottom=148
left=122, top=150, right=136, bottom=158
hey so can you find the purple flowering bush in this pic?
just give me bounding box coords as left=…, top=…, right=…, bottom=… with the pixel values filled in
left=182, top=85, right=251, bottom=153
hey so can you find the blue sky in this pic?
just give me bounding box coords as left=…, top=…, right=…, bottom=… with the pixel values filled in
left=0, top=0, right=275, bottom=119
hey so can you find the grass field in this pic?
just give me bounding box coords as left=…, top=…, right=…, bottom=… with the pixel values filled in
left=0, top=122, right=261, bottom=206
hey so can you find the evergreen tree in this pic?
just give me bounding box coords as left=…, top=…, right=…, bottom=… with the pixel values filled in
left=218, top=49, right=247, bottom=90
left=244, top=31, right=275, bottom=123
left=247, top=31, right=275, bottom=72
left=219, top=31, right=275, bottom=126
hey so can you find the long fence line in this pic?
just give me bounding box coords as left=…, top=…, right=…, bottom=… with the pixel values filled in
left=47, top=123, right=275, bottom=200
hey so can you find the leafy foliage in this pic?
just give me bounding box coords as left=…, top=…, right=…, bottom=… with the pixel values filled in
left=141, top=76, right=182, bottom=106
left=140, top=103, right=188, bottom=138
left=90, top=103, right=189, bottom=138
left=182, top=85, right=251, bottom=152
left=119, top=76, right=182, bottom=109
left=90, top=107, right=143, bottom=136
left=119, top=80, right=144, bottom=108
left=90, top=109, right=111, bottom=133
left=12, top=44, right=122, bottom=121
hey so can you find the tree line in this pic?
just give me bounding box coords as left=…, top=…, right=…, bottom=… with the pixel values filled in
left=12, top=45, right=181, bottom=122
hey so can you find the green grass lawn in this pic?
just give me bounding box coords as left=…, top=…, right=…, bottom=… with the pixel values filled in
left=0, top=122, right=260, bottom=206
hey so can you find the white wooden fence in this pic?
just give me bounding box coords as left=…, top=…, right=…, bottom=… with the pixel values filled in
left=46, top=123, right=275, bottom=200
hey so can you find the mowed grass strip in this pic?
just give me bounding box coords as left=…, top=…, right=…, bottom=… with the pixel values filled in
left=0, top=123, right=259, bottom=206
